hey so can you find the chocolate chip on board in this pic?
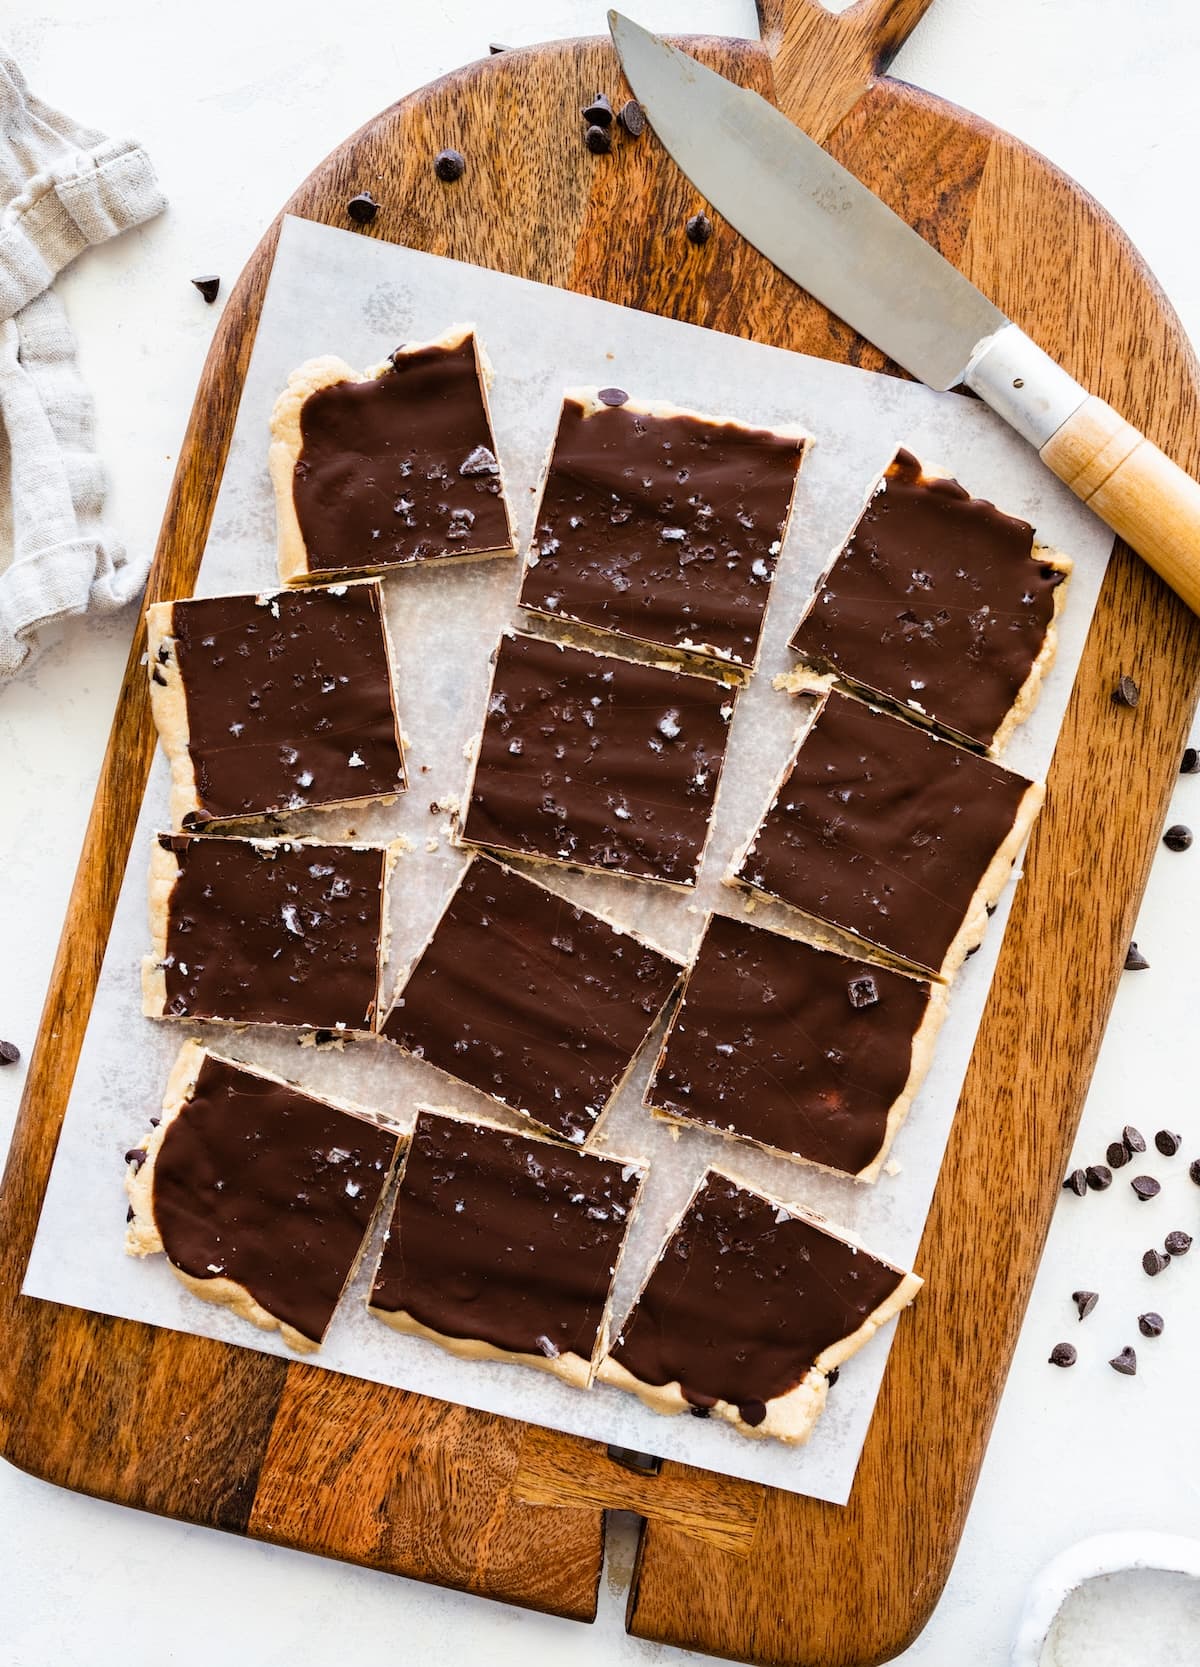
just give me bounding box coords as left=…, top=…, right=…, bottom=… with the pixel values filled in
left=1124, top=942, right=1150, bottom=971
left=1142, top=1248, right=1171, bottom=1277
left=1063, top=1168, right=1088, bottom=1197
left=488, top=42, right=509, bottom=53
left=0, top=1039, right=19, bottom=1065
left=1164, top=1229, right=1192, bottom=1256
left=434, top=149, right=466, bottom=182
left=1107, top=1141, right=1131, bottom=1169
left=1085, top=1164, right=1112, bottom=1191
left=1123, top=1124, right=1147, bottom=1154
left=1048, top=1342, right=1077, bottom=1367
left=345, top=193, right=379, bottom=225
left=581, top=92, right=614, bottom=127
left=1072, top=1290, right=1099, bottom=1322
left=1182, top=746, right=1200, bottom=774
left=1138, top=1311, right=1165, bottom=1338
left=1155, top=1129, right=1182, bottom=1156
left=1164, top=824, right=1194, bottom=852
left=1112, top=673, right=1140, bottom=708
left=1191, top=1158, right=1200, bottom=1187
left=826, top=1366, right=840, bottom=1387
left=686, top=212, right=713, bottom=245
left=1109, top=1346, right=1138, bottom=1376
left=597, top=387, right=629, bottom=407
left=618, top=99, right=646, bottom=137
left=190, top=274, right=220, bottom=303
left=1131, top=1175, right=1161, bottom=1201
left=124, top=1148, right=147, bottom=1172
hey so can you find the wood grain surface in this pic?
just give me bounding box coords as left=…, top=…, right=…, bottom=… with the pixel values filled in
left=3, top=2, right=1199, bottom=1661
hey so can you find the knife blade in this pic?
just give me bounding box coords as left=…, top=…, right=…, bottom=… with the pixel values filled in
left=609, top=10, right=1200, bottom=617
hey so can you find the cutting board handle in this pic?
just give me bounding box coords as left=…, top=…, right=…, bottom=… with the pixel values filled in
left=758, top=0, right=938, bottom=138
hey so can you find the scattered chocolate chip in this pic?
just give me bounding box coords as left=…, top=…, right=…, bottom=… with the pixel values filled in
left=826, top=1366, right=840, bottom=1387
left=1049, top=1342, right=1077, bottom=1367
left=1124, top=942, right=1150, bottom=971
left=434, top=149, right=466, bottom=182
left=584, top=124, right=612, bottom=155
left=488, top=42, right=509, bottom=54
left=686, top=211, right=713, bottom=245
left=345, top=193, right=379, bottom=225
left=1164, top=824, right=1193, bottom=852
left=1109, top=1346, right=1137, bottom=1376
left=1107, top=1141, right=1131, bottom=1169
left=1123, top=1125, right=1147, bottom=1155
left=618, top=99, right=646, bottom=137
left=1131, top=1175, right=1161, bottom=1201
left=1155, top=1129, right=1182, bottom=1156
left=1063, top=1168, right=1088, bottom=1197
left=1138, top=1311, right=1164, bottom=1338
left=1143, top=1248, right=1171, bottom=1276
left=1085, top=1164, right=1112, bottom=1191
left=1164, top=1229, right=1192, bottom=1256
left=847, top=974, right=879, bottom=1010
left=190, top=274, right=220, bottom=303
left=582, top=92, right=614, bottom=127
left=124, top=1147, right=147, bottom=1172
left=688, top=1403, right=710, bottom=1418
left=1112, top=674, right=1140, bottom=709
left=0, top=1039, right=19, bottom=1066
left=1072, top=1289, right=1099, bottom=1321
left=597, top=387, right=629, bottom=407
left=1191, top=1158, right=1200, bottom=1187
left=149, top=1116, right=160, bottom=1127
left=1183, top=746, right=1200, bottom=774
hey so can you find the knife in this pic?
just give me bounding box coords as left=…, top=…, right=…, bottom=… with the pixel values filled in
left=609, top=11, right=1200, bottom=616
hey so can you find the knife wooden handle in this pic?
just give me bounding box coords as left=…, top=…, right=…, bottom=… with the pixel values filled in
left=1041, top=396, right=1200, bottom=615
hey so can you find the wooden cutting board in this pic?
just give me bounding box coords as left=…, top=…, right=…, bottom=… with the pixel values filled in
left=3, top=3, right=1199, bottom=1661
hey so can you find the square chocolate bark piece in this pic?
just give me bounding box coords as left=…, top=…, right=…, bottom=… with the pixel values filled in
left=142, top=833, right=390, bottom=1032
left=730, top=686, right=1042, bottom=979
left=382, top=855, right=682, bottom=1143
left=460, top=632, right=736, bottom=887
left=270, top=325, right=515, bottom=582
left=645, top=914, right=946, bottom=1179
left=126, top=1043, right=402, bottom=1351
left=368, top=1108, right=645, bottom=1387
left=518, top=390, right=808, bottom=673
left=598, top=1170, right=921, bottom=1443
left=790, top=449, right=1071, bottom=753
left=146, top=580, right=405, bottom=829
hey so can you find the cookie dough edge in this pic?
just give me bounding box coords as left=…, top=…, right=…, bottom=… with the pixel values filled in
left=986, top=543, right=1073, bottom=756
left=145, top=600, right=205, bottom=829
left=141, top=832, right=180, bottom=1017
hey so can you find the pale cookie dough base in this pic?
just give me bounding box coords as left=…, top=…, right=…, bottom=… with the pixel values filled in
left=597, top=1164, right=922, bottom=1444
left=269, top=324, right=517, bottom=586
left=124, top=1039, right=402, bottom=1353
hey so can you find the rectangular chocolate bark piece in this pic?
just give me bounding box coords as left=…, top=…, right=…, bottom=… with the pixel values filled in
left=126, top=1042, right=402, bottom=1351
left=146, top=580, right=406, bottom=829
left=790, top=449, right=1072, bottom=753
left=517, top=389, right=808, bottom=673
left=598, top=1169, right=921, bottom=1444
left=645, top=913, right=946, bottom=1180
left=381, top=854, right=682, bottom=1144
left=142, top=833, right=391, bottom=1032
left=729, top=685, right=1043, bottom=979
left=368, top=1107, right=645, bottom=1387
left=460, top=632, right=737, bottom=887
left=269, top=325, right=516, bottom=583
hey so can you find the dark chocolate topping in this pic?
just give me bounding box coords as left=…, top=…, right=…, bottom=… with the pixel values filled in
left=157, top=835, right=386, bottom=1030
left=647, top=914, right=932, bottom=1174
left=371, top=1110, right=640, bottom=1363
left=152, top=1053, right=399, bottom=1344
left=292, top=335, right=510, bottom=575
left=168, top=584, right=405, bottom=822
left=518, top=397, right=804, bottom=667
left=736, top=689, right=1033, bottom=975
left=790, top=449, right=1059, bottom=749
left=611, top=1173, right=907, bottom=1422
left=383, top=856, right=680, bottom=1142
left=462, top=633, right=735, bottom=886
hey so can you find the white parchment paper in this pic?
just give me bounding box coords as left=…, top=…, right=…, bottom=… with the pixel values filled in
left=24, top=216, right=1114, bottom=1504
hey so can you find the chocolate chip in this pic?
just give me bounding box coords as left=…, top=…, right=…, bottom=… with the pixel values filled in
left=688, top=1403, right=710, bottom=1418
left=0, top=1039, right=19, bottom=1066
left=1155, top=1129, right=1182, bottom=1156
left=618, top=99, right=646, bottom=137
left=1109, top=1346, right=1137, bottom=1376
left=826, top=1366, right=840, bottom=1387
left=1164, top=824, right=1193, bottom=852
left=686, top=212, right=713, bottom=245
left=1124, top=942, right=1150, bottom=971
left=124, top=1147, right=147, bottom=1172
left=597, top=387, right=629, bottom=408
left=1138, top=1311, right=1164, bottom=1338
left=346, top=192, right=379, bottom=225
left=847, top=974, right=879, bottom=1010
left=1049, top=1342, right=1077, bottom=1367
left=1072, top=1289, right=1099, bottom=1321
left=190, top=274, right=220, bottom=304
left=1183, top=746, right=1200, bottom=774
left=582, top=92, right=614, bottom=127
left=1164, top=1229, right=1192, bottom=1256
left=151, top=667, right=167, bottom=686
left=1112, top=674, right=1140, bottom=708
left=1131, top=1175, right=1161, bottom=1201
left=1063, top=1168, right=1088, bottom=1197
left=1143, top=1248, right=1171, bottom=1276
left=1123, top=1124, right=1147, bottom=1155
left=488, top=42, right=509, bottom=53
left=1085, top=1164, right=1112, bottom=1191
left=584, top=124, right=612, bottom=155
left=1107, top=1141, right=1131, bottom=1168
left=1191, top=1158, right=1200, bottom=1187
left=434, top=149, right=466, bottom=182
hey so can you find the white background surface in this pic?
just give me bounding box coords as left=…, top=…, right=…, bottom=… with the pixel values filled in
left=1, top=2, right=1198, bottom=1663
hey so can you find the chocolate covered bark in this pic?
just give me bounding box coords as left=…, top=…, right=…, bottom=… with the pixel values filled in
left=368, top=1108, right=645, bottom=1387
left=146, top=580, right=405, bottom=829
left=790, top=449, right=1071, bottom=753
left=518, top=390, right=808, bottom=673
left=598, top=1170, right=921, bottom=1443
left=382, top=855, right=682, bottom=1143
left=126, top=1042, right=402, bottom=1351
left=270, top=325, right=515, bottom=582
left=142, top=833, right=391, bottom=1032
left=460, top=632, right=736, bottom=887
left=729, top=685, right=1042, bottom=979
left=645, top=913, right=946, bottom=1179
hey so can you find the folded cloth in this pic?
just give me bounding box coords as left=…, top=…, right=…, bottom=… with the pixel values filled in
left=0, top=45, right=166, bottom=678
